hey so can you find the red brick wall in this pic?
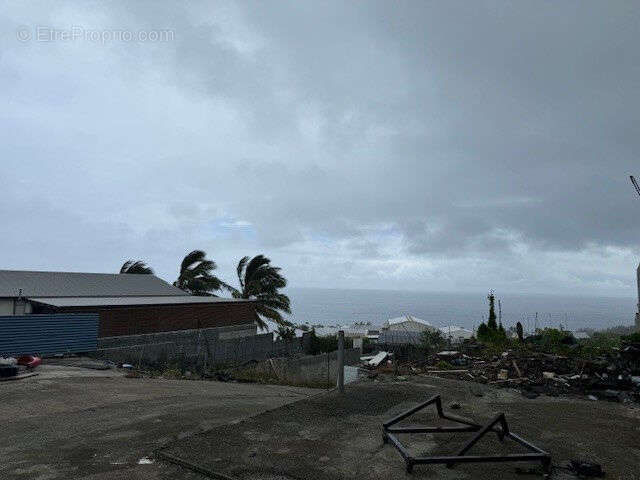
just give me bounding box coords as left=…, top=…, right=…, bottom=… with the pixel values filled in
left=56, top=302, right=257, bottom=337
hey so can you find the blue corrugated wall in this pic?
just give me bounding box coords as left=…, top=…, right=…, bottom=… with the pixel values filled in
left=0, top=313, right=98, bottom=356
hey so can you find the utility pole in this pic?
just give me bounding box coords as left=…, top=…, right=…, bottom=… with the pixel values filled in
left=337, top=330, right=345, bottom=393
left=631, top=176, right=640, bottom=331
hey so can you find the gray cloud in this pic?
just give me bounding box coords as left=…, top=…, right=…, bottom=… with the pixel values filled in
left=1, top=1, right=639, bottom=295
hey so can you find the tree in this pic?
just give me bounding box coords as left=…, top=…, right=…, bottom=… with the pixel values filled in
left=277, top=325, right=296, bottom=355
left=420, top=328, right=445, bottom=354
left=476, top=322, right=490, bottom=342
left=277, top=325, right=296, bottom=341
left=173, top=250, right=226, bottom=296
left=119, top=260, right=154, bottom=274
left=516, top=321, right=524, bottom=343
left=487, top=292, right=498, bottom=330
left=229, top=255, right=292, bottom=329
left=498, top=322, right=506, bottom=337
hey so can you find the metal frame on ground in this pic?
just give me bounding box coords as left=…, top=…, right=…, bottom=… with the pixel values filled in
left=382, top=394, right=551, bottom=475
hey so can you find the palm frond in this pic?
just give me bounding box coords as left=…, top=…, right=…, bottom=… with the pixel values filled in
left=175, top=250, right=226, bottom=295
left=238, top=255, right=291, bottom=328
left=120, top=260, right=153, bottom=274
left=256, top=303, right=286, bottom=324
left=120, top=261, right=133, bottom=273
left=180, top=250, right=206, bottom=275
left=245, top=255, right=271, bottom=285
left=253, top=310, right=267, bottom=330
left=237, top=256, right=249, bottom=290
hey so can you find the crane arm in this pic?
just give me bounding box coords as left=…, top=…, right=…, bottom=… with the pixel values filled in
left=631, top=175, right=640, bottom=197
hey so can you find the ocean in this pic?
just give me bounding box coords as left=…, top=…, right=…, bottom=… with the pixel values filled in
left=285, top=288, right=637, bottom=333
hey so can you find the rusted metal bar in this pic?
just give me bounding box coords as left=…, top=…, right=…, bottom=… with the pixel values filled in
left=383, top=394, right=441, bottom=428
left=508, top=432, right=549, bottom=454
left=414, top=453, right=549, bottom=464
left=386, top=425, right=478, bottom=434
left=455, top=413, right=507, bottom=458
left=384, top=433, right=410, bottom=460
left=440, top=412, right=482, bottom=427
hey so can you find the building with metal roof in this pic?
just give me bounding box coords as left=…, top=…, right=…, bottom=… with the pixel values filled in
left=382, top=315, right=437, bottom=332
left=0, top=269, right=256, bottom=337
left=439, top=325, right=474, bottom=343
left=0, top=269, right=184, bottom=299
left=28, top=295, right=251, bottom=308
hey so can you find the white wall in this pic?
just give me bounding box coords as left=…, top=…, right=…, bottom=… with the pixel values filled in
left=0, top=298, right=33, bottom=316
left=0, top=298, right=14, bottom=315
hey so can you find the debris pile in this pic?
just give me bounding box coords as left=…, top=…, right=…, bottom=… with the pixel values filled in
left=363, top=342, right=640, bottom=403
left=0, top=355, right=41, bottom=381
left=426, top=344, right=640, bottom=402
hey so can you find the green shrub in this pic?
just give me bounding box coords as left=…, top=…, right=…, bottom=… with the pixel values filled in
left=578, top=332, right=622, bottom=358
left=308, top=329, right=353, bottom=354
left=622, top=331, right=640, bottom=343
left=420, top=329, right=446, bottom=353
left=516, top=322, right=524, bottom=343
left=435, top=360, right=453, bottom=370
left=525, top=328, right=573, bottom=353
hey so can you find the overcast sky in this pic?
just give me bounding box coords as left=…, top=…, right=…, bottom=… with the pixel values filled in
left=1, top=1, right=639, bottom=297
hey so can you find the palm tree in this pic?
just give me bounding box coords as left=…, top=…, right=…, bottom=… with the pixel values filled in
left=173, top=250, right=226, bottom=296
left=119, top=260, right=154, bottom=274
left=277, top=325, right=297, bottom=356
left=277, top=325, right=296, bottom=341
left=230, top=255, right=291, bottom=328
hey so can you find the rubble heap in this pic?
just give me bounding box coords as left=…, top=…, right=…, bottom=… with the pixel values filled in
left=418, top=343, right=640, bottom=402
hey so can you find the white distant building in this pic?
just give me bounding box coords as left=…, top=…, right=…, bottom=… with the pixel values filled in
left=313, top=325, right=343, bottom=337
left=311, top=324, right=379, bottom=340
left=570, top=331, right=590, bottom=340
left=258, top=319, right=305, bottom=341
left=344, top=323, right=380, bottom=339
left=439, top=325, right=473, bottom=343
left=382, top=315, right=437, bottom=333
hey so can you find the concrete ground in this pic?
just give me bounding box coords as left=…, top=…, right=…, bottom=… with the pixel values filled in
left=162, top=375, right=640, bottom=480
left=0, top=361, right=316, bottom=480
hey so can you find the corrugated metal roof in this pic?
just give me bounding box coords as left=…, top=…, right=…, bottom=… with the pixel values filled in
left=386, top=315, right=433, bottom=327
left=0, top=270, right=184, bottom=298
left=28, top=295, right=251, bottom=308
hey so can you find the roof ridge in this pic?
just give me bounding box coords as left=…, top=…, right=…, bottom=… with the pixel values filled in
left=0, top=269, right=156, bottom=276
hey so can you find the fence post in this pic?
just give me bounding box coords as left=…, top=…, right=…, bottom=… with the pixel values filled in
left=326, top=352, right=330, bottom=389
left=337, top=330, right=345, bottom=393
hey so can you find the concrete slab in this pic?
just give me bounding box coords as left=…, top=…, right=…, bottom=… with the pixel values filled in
left=162, top=376, right=640, bottom=479
left=0, top=373, right=316, bottom=479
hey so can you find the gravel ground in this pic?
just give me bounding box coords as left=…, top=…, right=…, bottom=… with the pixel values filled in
left=162, top=375, right=640, bottom=479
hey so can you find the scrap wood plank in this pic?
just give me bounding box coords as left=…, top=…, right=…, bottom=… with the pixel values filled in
left=512, top=360, right=522, bottom=378
left=369, top=351, right=389, bottom=367
left=428, top=369, right=468, bottom=374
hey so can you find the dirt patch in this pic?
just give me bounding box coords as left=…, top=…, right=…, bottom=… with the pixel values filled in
left=161, top=376, right=640, bottom=479
left=0, top=375, right=315, bottom=479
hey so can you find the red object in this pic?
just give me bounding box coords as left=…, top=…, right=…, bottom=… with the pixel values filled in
left=17, top=355, right=42, bottom=369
